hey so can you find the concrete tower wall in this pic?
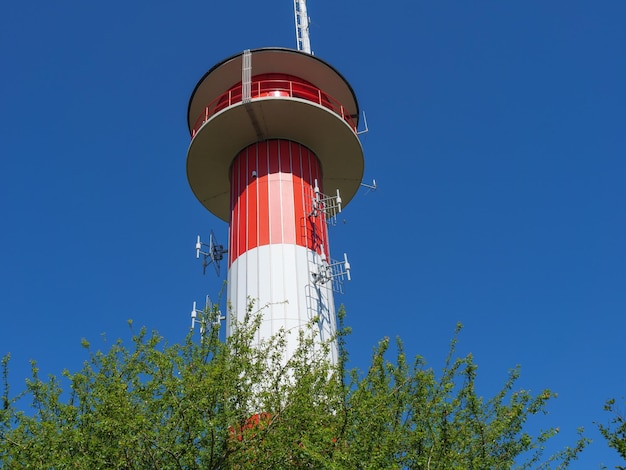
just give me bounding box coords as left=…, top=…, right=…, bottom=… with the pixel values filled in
left=227, top=139, right=337, bottom=362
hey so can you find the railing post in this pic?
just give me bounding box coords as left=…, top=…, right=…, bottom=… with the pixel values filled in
left=192, top=79, right=358, bottom=139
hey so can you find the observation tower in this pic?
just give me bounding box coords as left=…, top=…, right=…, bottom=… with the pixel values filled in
left=186, top=5, right=364, bottom=363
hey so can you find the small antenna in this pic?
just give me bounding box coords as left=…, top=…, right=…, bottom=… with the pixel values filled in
left=343, top=252, right=351, bottom=281
left=190, top=296, right=225, bottom=336
left=309, top=179, right=343, bottom=223
left=311, top=247, right=352, bottom=293
left=294, top=0, right=312, bottom=54
left=191, top=301, right=198, bottom=330
left=357, top=111, right=369, bottom=135
left=360, top=179, right=377, bottom=193
left=195, top=231, right=228, bottom=276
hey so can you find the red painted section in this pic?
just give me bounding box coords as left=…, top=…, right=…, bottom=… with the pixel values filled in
left=238, top=158, right=247, bottom=258
left=191, top=74, right=357, bottom=137
left=257, top=141, right=270, bottom=248
left=247, top=168, right=258, bottom=252
left=230, top=160, right=240, bottom=261
left=280, top=140, right=296, bottom=245
left=229, top=412, right=272, bottom=442
left=268, top=140, right=281, bottom=245
left=229, top=140, right=328, bottom=266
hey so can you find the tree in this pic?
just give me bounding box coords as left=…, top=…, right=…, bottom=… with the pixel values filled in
left=599, top=398, right=626, bottom=469
left=1, top=307, right=587, bottom=469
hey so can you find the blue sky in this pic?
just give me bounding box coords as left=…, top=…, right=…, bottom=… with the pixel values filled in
left=1, top=1, right=625, bottom=467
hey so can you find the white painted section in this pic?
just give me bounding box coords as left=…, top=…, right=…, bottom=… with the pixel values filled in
left=227, top=244, right=337, bottom=364
left=294, top=0, right=312, bottom=54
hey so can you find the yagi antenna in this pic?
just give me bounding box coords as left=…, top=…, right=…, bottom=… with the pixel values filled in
left=360, top=179, right=377, bottom=192
left=357, top=111, right=369, bottom=136
left=191, top=296, right=225, bottom=336
left=309, top=179, right=343, bottom=223
left=311, top=248, right=352, bottom=294
left=196, top=230, right=228, bottom=276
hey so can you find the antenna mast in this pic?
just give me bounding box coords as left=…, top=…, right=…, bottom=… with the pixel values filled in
left=294, top=0, right=312, bottom=54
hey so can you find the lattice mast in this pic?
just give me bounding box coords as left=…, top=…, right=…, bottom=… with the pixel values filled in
left=294, top=0, right=312, bottom=54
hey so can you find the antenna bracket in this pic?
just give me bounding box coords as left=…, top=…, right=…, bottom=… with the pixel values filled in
left=196, top=231, right=228, bottom=276
left=191, top=296, right=226, bottom=336
left=312, top=252, right=351, bottom=294
left=309, top=179, right=342, bottom=224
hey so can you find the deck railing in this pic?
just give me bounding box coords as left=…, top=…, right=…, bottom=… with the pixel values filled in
left=191, top=79, right=356, bottom=137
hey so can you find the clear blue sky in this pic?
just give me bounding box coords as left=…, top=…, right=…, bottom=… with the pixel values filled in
left=1, top=1, right=625, bottom=467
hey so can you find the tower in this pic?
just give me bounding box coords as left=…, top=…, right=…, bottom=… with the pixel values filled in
left=186, top=41, right=364, bottom=362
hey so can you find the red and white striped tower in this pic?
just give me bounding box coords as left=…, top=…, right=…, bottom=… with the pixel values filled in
left=186, top=48, right=363, bottom=363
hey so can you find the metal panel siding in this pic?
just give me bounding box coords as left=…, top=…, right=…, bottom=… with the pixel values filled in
left=293, top=174, right=306, bottom=248
left=279, top=141, right=296, bottom=245
left=268, top=140, right=280, bottom=174
left=268, top=172, right=282, bottom=245
left=229, top=157, right=239, bottom=266
left=236, top=247, right=247, bottom=317
left=238, top=152, right=247, bottom=261
left=291, top=147, right=304, bottom=249
left=258, top=146, right=270, bottom=248
left=229, top=139, right=328, bottom=264
left=226, top=139, right=337, bottom=363
left=257, top=242, right=271, bottom=315
left=279, top=140, right=291, bottom=175
left=247, top=151, right=258, bottom=252
left=280, top=176, right=296, bottom=245
left=270, top=245, right=285, bottom=323
left=246, top=243, right=259, bottom=322
left=227, top=245, right=338, bottom=363
left=282, top=244, right=300, bottom=322
left=301, top=146, right=312, bottom=191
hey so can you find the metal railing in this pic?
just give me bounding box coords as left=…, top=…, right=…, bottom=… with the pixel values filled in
left=191, top=79, right=356, bottom=137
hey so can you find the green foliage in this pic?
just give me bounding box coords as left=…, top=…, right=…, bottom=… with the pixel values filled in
left=0, top=309, right=587, bottom=469
left=599, top=398, right=626, bottom=469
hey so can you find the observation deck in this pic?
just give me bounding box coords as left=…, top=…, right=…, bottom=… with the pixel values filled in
left=186, top=48, right=364, bottom=222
